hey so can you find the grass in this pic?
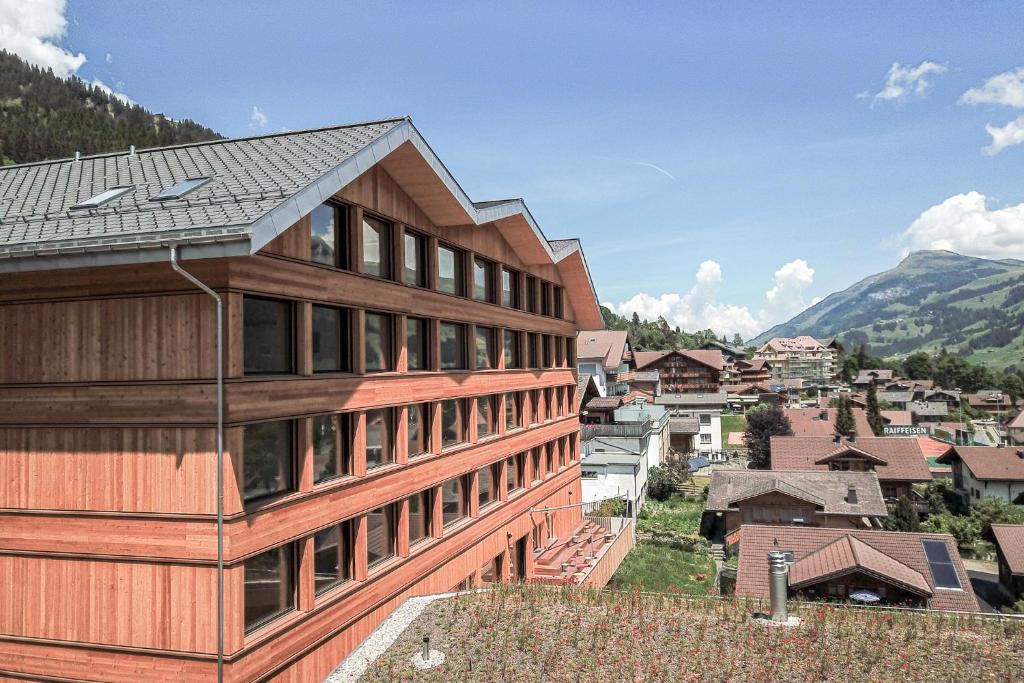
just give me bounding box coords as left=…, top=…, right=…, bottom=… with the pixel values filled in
left=635, top=495, right=704, bottom=536
left=721, top=414, right=747, bottom=447
left=362, top=585, right=1024, bottom=682
left=606, top=542, right=715, bottom=593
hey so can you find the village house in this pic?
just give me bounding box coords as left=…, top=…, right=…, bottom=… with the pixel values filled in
left=936, top=446, right=1024, bottom=506
left=991, top=524, right=1024, bottom=602
left=753, top=336, right=837, bottom=384
left=852, top=369, right=894, bottom=388
left=770, top=436, right=933, bottom=502
left=0, top=118, right=623, bottom=682
left=634, top=349, right=724, bottom=394
left=701, top=470, right=887, bottom=541
left=734, top=526, right=980, bottom=612
left=965, top=390, right=1017, bottom=416
left=1009, top=408, right=1024, bottom=446
left=576, top=330, right=635, bottom=397
left=655, top=391, right=728, bottom=455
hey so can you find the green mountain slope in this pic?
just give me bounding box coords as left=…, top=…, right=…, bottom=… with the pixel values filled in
left=751, top=250, right=1024, bottom=370
left=0, top=50, right=221, bottom=166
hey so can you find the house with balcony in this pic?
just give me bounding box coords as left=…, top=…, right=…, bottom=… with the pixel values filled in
left=576, top=330, right=635, bottom=397
left=0, top=117, right=624, bottom=682
left=734, top=526, right=979, bottom=612
left=634, top=349, right=723, bottom=394
left=770, top=436, right=933, bottom=502
left=936, top=446, right=1024, bottom=506
left=655, top=392, right=727, bottom=455
left=753, top=336, right=837, bottom=384
left=701, top=470, right=887, bottom=542
left=853, top=369, right=894, bottom=388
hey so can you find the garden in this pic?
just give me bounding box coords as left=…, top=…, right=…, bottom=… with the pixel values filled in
left=361, top=584, right=1024, bottom=682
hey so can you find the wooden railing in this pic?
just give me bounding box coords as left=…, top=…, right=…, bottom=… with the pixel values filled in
left=580, top=518, right=635, bottom=588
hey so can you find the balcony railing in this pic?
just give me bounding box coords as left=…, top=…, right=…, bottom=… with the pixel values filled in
left=581, top=420, right=652, bottom=441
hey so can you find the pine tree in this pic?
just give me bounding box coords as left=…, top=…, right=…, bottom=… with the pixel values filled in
left=884, top=496, right=920, bottom=532
left=743, top=404, right=794, bottom=469
left=834, top=396, right=856, bottom=437
left=865, top=383, right=885, bottom=437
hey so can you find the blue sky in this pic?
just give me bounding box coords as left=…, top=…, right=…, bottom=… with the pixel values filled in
left=6, top=1, right=1024, bottom=337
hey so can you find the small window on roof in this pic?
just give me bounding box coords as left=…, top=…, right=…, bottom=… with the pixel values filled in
left=150, top=177, right=212, bottom=201
left=70, top=186, right=134, bottom=210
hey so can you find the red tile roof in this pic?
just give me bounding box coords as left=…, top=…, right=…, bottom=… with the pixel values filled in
left=788, top=535, right=932, bottom=597
left=634, top=349, right=723, bottom=371
left=770, top=436, right=933, bottom=482
left=576, top=330, right=630, bottom=370
left=784, top=408, right=873, bottom=437
left=937, top=446, right=1024, bottom=481
left=991, top=524, right=1024, bottom=575
left=632, top=350, right=668, bottom=369
left=917, top=437, right=953, bottom=460
left=735, top=525, right=979, bottom=612
left=1009, top=408, right=1024, bottom=429
left=881, top=410, right=913, bottom=425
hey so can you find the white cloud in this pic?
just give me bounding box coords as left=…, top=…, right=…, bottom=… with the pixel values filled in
left=900, top=191, right=1024, bottom=259
left=250, top=105, right=268, bottom=130
left=0, top=0, right=85, bottom=77
left=982, top=115, right=1024, bottom=156
left=861, top=60, right=947, bottom=107
left=90, top=78, right=135, bottom=107
left=104, top=51, right=112, bottom=64
left=960, top=66, right=1024, bottom=108
left=606, top=258, right=819, bottom=339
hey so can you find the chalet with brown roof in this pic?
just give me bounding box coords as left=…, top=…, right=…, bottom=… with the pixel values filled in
left=576, top=330, right=635, bottom=397
left=853, top=369, right=894, bottom=388
left=991, top=524, right=1024, bottom=601
left=702, top=470, right=887, bottom=541
left=770, top=435, right=933, bottom=501
left=733, top=357, right=772, bottom=384
left=735, top=526, right=980, bottom=612
left=634, top=349, right=723, bottom=394
left=936, top=446, right=1024, bottom=506
left=965, top=390, right=1017, bottom=415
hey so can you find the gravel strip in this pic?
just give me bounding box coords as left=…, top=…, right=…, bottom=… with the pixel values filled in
left=323, top=590, right=468, bottom=683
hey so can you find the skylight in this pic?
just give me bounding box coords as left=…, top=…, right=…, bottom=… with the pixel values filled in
left=921, top=539, right=962, bottom=589
left=70, top=186, right=135, bottom=210
left=150, top=177, right=212, bottom=201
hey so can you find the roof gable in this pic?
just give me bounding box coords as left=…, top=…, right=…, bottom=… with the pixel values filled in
left=788, top=535, right=932, bottom=596
left=938, top=446, right=1024, bottom=481
left=771, top=436, right=932, bottom=482
left=815, top=444, right=889, bottom=467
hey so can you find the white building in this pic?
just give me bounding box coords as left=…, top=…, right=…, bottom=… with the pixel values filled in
left=654, top=392, right=727, bottom=456
left=576, top=330, right=634, bottom=397
left=579, top=436, right=649, bottom=512
left=938, top=446, right=1024, bottom=507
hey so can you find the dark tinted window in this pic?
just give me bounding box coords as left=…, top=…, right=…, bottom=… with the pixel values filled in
left=477, top=395, right=496, bottom=438
left=365, top=313, right=393, bottom=372
left=437, top=245, right=465, bottom=295
left=408, top=403, right=430, bottom=457
left=313, top=413, right=350, bottom=483
left=505, top=392, right=520, bottom=430
left=408, top=490, right=431, bottom=545
left=478, top=465, right=498, bottom=508
left=366, top=504, right=397, bottom=567
left=361, top=215, right=391, bottom=279
left=504, top=330, right=520, bottom=369
left=526, top=276, right=538, bottom=313
left=313, top=521, right=353, bottom=593
left=310, top=202, right=348, bottom=267
left=442, top=476, right=469, bottom=527
left=365, top=408, right=394, bottom=469
left=312, top=305, right=349, bottom=373
left=244, top=297, right=292, bottom=374
left=403, top=230, right=428, bottom=287
left=440, top=322, right=467, bottom=370
left=476, top=326, right=495, bottom=369
left=406, top=317, right=429, bottom=371
left=243, top=421, right=293, bottom=502
left=441, top=398, right=467, bottom=449
left=244, top=544, right=294, bottom=632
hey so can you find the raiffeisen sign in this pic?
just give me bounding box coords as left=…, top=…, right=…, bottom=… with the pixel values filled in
left=884, top=425, right=927, bottom=436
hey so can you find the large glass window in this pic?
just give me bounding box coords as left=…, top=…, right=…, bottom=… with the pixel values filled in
left=530, top=389, right=541, bottom=425
left=406, top=317, right=429, bottom=371
left=313, top=413, right=351, bottom=483
left=531, top=447, right=542, bottom=482
left=244, top=544, right=294, bottom=632
left=501, top=268, right=519, bottom=308
left=504, top=330, right=521, bottom=369
left=313, top=520, right=353, bottom=594
left=310, top=202, right=348, bottom=267
left=244, top=297, right=293, bottom=375
left=361, top=215, right=391, bottom=279
left=441, top=398, right=467, bottom=449
left=553, top=285, right=563, bottom=318
left=541, top=281, right=552, bottom=316
left=403, top=230, right=428, bottom=287
left=243, top=421, right=293, bottom=503
left=542, top=335, right=553, bottom=368
left=408, top=490, right=432, bottom=546
left=473, top=257, right=495, bottom=302
left=440, top=322, right=467, bottom=370
left=312, top=305, right=349, bottom=373
left=442, top=476, right=469, bottom=527
left=478, top=464, right=499, bottom=509
left=365, top=312, right=393, bottom=372
left=505, top=392, right=521, bottom=431
left=365, top=408, right=395, bottom=469
left=528, top=333, right=540, bottom=369
left=437, top=244, right=465, bottom=296
left=477, top=395, right=496, bottom=439
left=476, top=326, right=495, bottom=369
left=526, top=276, right=538, bottom=313
left=407, top=403, right=430, bottom=457
left=366, top=504, right=397, bottom=568
left=506, top=455, right=523, bottom=493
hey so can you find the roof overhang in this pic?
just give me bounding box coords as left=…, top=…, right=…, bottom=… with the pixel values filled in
left=816, top=446, right=888, bottom=467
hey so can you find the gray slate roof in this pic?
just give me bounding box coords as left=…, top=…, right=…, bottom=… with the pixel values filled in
left=669, top=417, right=700, bottom=434
left=911, top=401, right=949, bottom=416
left=0, top=119, right=403, bottom=260
left=705, top=470, right=888, bottom=517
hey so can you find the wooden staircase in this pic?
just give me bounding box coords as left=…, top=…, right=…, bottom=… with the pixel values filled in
left=532, top=519, right=615, bottom=586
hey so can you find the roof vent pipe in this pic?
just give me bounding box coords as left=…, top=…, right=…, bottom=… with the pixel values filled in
left=833, top=434, right=841, bottom=444
left=768, top=551, right=789, bottom=622
left=74, top=151, right=80, bottom=162
left=848, top=434, right=856, bottom=443
left=129, top=144, right=136, bottom=157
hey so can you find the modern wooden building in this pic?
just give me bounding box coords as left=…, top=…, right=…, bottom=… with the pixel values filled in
left=0, top=118, right=607, bottom=681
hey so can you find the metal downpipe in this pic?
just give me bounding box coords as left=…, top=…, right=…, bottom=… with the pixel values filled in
left=170, top=246, right=224, bottom=683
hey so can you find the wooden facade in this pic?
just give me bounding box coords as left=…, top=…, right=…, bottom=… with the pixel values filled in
left=0, top=161, right=596, bottom=681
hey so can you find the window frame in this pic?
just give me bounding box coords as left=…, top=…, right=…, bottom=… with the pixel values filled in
left=364, top=311, right=394, bottom=373
left=503, top=329, right=521, bottom=369
left=475, top=325, right=496, bottom=369
left=312, top=413, right=352, bottom=484
left=441, top=398, right=468, bottom=449
left=365, top=407, right=396, bottom=470
left=477, top=394, right=497, bottom=439
left=311, top=304, right=351, bottom=374
left=407, top=403, right=431, bottom=458
left=437, top=243, right=466, bottom=297
left=243, top=296, right=295, bottom=376
left=501, top=267, right=520, bottom=309
left=408, top=489, right=433, bottom=546
left=473, top=256, right=496, bottom=303
left=361, top=213, right=393, bottom=280
left=440, top=321, right=468, bottom=370
left=478, top=462, right=500, bottom=509
left=366, top=503, right=398, bottom=569
left=309, top=201, right=350, bottom=269
left=441, top=475, right=471, bottom=527
left=505, top=392, right=521, bottom=431
left=244, top=542, right=296, bottom=633
left=406, top=317, right=430, bottom=372
left=242, top=419, right=295, bottom=504
left=313, top=519, right=354, bottom=595
left=402, top=228, right=429, bottom=288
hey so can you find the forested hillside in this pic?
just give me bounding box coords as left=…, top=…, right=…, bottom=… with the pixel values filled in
left=0, top=50, right=220, bottom=165
left=600, top=306, right=740, bottom=352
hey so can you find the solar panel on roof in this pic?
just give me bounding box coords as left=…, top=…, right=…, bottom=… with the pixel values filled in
left=150, top=177, right=212, bottom=201
left=70, top=186, right=134, bottom=210
left=921, top=539, right=961, bottom=589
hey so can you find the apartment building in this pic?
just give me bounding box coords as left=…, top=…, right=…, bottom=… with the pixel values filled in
left=754, top=336, right=837, bottom=384
left=0, top=118, right=605, bottom=682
